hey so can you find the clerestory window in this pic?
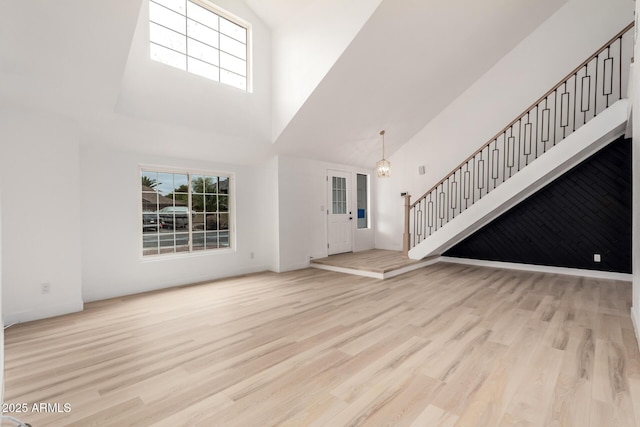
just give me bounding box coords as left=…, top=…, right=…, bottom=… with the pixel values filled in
left=149, top=0, right=251, bottom=91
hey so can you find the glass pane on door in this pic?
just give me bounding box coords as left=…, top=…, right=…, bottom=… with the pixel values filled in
left=332, top=176, right=347, bottom=214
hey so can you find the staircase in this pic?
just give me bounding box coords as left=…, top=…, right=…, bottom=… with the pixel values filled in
left=405, top=23, right=635, bottom=260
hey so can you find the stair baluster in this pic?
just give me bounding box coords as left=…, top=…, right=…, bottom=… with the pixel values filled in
left=406, top=22, right=635, bottom=255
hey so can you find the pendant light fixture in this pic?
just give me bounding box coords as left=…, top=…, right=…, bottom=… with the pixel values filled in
left=376, top=130, right=390, bottom=178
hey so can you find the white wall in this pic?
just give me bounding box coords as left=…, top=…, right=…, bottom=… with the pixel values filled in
left=0, top=111, right=84, bottom=323
left=0, top=112, right=279, bottom=316
left=276, top=155, right=375, bottom=272
left=263, top=156, right=281, bottom=272
left=376, top=0, right=635, bottom=250
left=80, top=144, right=273, bottom=302
left=0, top=173, right=4, bottom=403
left=271, top=0, right=382, bottom=141
left=116, top=0, right=274, bottom=148
left=631, top=6, right=640, bottom=349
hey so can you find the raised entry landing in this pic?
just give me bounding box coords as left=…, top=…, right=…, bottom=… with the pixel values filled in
left=310, top=249, right=438, bottom=279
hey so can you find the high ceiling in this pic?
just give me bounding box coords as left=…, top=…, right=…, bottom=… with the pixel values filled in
left=270, top=0, right=569, bottom=167
left=243, top=0, right=316, bottom=29
left=0, top=0, right=570, bottom=167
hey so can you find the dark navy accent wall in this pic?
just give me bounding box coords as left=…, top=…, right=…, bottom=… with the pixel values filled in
left=444, top=137, right=632, bottom=273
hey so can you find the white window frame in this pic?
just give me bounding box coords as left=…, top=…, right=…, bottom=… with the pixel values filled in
left=140, top=165, right=235, bottom=258
left=149, top=0, right=253, bottom=92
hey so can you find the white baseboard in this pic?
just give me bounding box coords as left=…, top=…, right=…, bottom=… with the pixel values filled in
left=632, top=307, right=640, bottom=353
left=440, top=257, right=633, bottom=282
left=3, top=300, right=84, bottom=325
left=277, top=262, right=312, bottom=273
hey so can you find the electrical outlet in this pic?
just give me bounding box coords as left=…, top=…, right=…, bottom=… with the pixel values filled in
left=41, top=283, right=51, bottom=294
left=594, top=254, right=601, bottom=262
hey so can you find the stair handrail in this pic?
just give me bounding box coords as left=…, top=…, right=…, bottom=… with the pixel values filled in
left=406, top=22, right=634, bottom=253
left=411, top=22, right=634, bottom=210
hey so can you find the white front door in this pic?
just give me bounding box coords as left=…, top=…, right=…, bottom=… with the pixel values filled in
left=327, top=170, right=353, bottom=255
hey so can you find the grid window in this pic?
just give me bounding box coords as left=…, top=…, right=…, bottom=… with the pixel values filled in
left=332, top=176, right=347, bottom=214
left=149, top=0, right=250, bottom=91
left=142, top=169, right=232, bottom=256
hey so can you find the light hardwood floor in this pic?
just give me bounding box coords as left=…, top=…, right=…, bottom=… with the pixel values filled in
left=3, top=263, right=640, bottom=426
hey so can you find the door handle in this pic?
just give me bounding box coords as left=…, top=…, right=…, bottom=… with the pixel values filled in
left=349, top=217, right=353, bottom=220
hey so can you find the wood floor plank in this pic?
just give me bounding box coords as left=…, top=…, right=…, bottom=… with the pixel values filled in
left=542, top=326, right=594, bottom=427
left=411, top=404, right=458, bottom=427
left=453, top=318, right=548, bottom=426
left=630, top=375, right=640, bottom=427
left=430, top=340, right=507, bottom=416
left=590, top=339, right=637, bottom=427
left=345, top=373, right=441, bottom=427
left=499, top=345, right=564, bottom=426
